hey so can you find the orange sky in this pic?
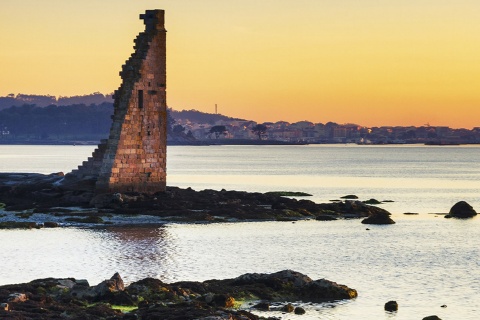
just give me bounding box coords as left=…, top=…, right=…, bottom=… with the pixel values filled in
left=1, top=0, right=480, bottom=128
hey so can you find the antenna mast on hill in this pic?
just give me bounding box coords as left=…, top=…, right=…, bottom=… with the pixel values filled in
left=215, top=104, right=218, bottom=114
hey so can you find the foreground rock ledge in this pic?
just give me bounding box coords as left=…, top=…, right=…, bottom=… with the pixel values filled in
left=0, top=172, right=391, bottom=223
left=0, top=270, right=357, bottom=319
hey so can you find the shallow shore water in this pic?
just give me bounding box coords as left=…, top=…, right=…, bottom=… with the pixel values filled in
left=1, top=145, right=479, bottom=319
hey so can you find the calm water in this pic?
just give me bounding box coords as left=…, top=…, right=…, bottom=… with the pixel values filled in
left=0, top=144, right=479, bottom=319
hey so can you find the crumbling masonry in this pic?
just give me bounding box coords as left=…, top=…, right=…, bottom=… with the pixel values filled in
left=69, top=10, right=167, bottom=194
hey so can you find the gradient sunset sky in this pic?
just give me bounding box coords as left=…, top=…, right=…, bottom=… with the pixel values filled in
left=1, top=0, right=479, bottom=128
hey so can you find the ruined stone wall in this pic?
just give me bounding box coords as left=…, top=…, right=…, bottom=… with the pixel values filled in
left=71, top=10, right=167, bottom=194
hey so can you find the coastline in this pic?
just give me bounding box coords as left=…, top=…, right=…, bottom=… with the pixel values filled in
left=0, top=270, right=357, bottom=319
left=0, top=171, right=394, bottom=229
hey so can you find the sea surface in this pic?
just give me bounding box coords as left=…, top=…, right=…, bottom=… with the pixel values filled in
left=0, top=144, right=479, bottom=319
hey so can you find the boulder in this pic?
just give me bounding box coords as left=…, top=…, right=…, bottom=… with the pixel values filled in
left=362, top=212, right=395, bottom=225
left=445, top=201, right=477, bottom=218
left=294, top=306, right=306, bottom=315
left=384, top=300, right=398, bottom=312
left=282, top=303, right=294, bottom=312
left=71, top=273, right=124, bottom=300
left=423, top=316, right=442, bottom=320
left=94, top=273, right=124, bottom=295
left=340, top=195, right=358, bottom=199
left=363, top=198, right=382, bottom=205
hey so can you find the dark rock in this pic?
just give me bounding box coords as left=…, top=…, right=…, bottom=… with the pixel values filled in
left=95, top=272, right=125, bottom=295
left=403, top=212, right=419, bottom=215
left=384, top=300, right=398, bottom=312
left=294, top=306, right=306, bottom=315
left=265, top=191, right=312, bottom=197
left=423, top=316, right=442, bottom=320
left=282, top=303, right=294, bottom=312
left=363, top=198, right=382, bottom=205
left=65, top=215, right=104, bottom=224
left=102, top=291, right=137, bottom=306
left=446, top=201, right=477, bottom=218
left=340, top=195, right=358, bottom=199
left=315, top=215, right=338, bottom=221
left=362, top=212, right=395, bottom=225
left=252, top=301, right=270, bottom=310
left=8, top=293, right=28, bottom=303
left=211, top=294, right=235, bottom=308
left=43, top=221, right=59, bottom=228
left=0, top=221, right=40, bottom=229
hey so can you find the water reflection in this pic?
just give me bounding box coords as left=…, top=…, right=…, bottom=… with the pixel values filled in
left=95, top=225, right=177, bottom=283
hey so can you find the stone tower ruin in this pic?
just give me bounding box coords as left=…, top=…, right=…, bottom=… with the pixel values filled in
left=69, top=10, right=167, bottom=194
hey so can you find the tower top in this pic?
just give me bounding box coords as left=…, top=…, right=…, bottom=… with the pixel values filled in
left=140, top=9, right=165, bottom=31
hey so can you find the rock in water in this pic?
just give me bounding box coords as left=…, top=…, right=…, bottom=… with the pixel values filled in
left=445, top=201, right=477, bottom=218
left=362, top=212, right=396, bottom=225
left=422, top=316, right=442, bottom=320
left=282, top=303, right=294, bottom=312
left=294, top=306, right=306, bottom=315
left=384, top=300, right=398, bottom=311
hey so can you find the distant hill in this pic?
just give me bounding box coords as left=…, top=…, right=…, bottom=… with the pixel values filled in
left=170, top=109, right=246, bottom=124
left=0, top=93, right=113, bottom=110
left=0, top=103, right=220, bottom=144
left=0, top=103, right=114, bottom=142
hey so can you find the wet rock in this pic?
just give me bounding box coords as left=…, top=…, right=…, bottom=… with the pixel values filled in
left=445, top=201, right=477, bottom=218
left=8, top=292, right=28, bottom=302
left=43, top=221, right=59, bottom=228
left=294, top=306, right=306, bottom=315
left=0, top=221, right=40, bottom=229
left=384, top=300, right=398, bottom=312
left=94, top=273, right=125, bottom=295
left=315, top=215, right=338, bottom=221
left=423, top=316, right=442, bottom=320
left=340, top=195, right=358, bottom=199
left=0, top=303, right=8, bottom=311
left=282, top=303, right=294, bottom=312
left=212, top=294, right=235, bottom=308
left=252, top=301, right=270, bottom=310
left=363, top=198, right=382, bottom=205
left=362, top=212, right=396, bottom=225
left=65, top=215, right=104, bottom=224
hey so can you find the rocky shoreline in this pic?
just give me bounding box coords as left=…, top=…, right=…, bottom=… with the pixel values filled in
left=0, top=270, right=357, bottom=319
left=0, top=172, right=395, bottom=228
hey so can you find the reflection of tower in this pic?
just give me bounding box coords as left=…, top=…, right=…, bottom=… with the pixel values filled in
left=70, top=10, right=167, bottom=194
left=103, top=226, right=173, bottom=282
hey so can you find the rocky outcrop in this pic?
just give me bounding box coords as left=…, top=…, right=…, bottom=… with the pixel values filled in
left=384, top=300, right=398, bottom=311
left=445, top=201, right=477, bottom=219
left=362, top=211, right=396, bottom=225
left=0, top=173, right=393, bottom=224
left=0, top=270, right=356, bottom=319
